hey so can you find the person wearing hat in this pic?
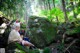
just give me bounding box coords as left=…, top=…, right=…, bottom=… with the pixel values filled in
left=8, top=23, right=34, bottom=47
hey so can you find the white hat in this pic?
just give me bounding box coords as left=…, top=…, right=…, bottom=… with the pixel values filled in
left=14, top=22, right=20, bottom=27
left=12, top=22, right=20, bottom=29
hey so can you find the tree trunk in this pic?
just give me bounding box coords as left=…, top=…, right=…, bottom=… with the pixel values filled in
left=61, top=0, right=68, bottom=22
left=53, top=0, right=55, bottom=7
left=47, top=0, right=51, bottom=10
left=53, top=0, right=59, bottom=25
left=45, top=0, right=49, bottom=10
left=43, top=0, right=47, bottom=10
left=70, top=0, right=77, bottom=18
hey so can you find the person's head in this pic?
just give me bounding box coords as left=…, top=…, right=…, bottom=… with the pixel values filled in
left=14, top=23, right=20, bottom=31
left=19, top=30, right=25, bottom=35
left=16, top=18, right=20, bottom=23
left=19, top=30, right=25, bottom=38
left=15, top=26, right=20, bottom=31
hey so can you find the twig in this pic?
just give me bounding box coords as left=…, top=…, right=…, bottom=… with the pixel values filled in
left=62, top=33, right=66, bottom=44
left=66, top=50, right=70, bottom=53
left=64, top=39, right=78, bottom=52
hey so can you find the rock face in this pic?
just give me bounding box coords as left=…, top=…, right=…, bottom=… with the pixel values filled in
left=27, top=16, right=57, bottom=48
left=0, top=48, right=5, bottom=53
left=0, top=17, right=10, bottom=48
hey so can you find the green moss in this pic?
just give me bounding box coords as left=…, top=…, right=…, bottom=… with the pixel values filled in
left=28, top=16, right=57, bottom=48
left=43, top=47, right=51, bottom=53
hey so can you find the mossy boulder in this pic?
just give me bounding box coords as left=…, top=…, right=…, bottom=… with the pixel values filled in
left=27, top=16, right=57, bottom=48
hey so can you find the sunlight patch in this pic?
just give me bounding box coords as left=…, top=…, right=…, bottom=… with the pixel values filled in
left=77, top=14, right=80, bottom=18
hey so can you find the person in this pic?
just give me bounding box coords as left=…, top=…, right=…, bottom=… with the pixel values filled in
left=19, top=30, right=30, bottom=42
left=8, top=23, right=34, bottom=47
left=19, top=30, right=36, bottom=49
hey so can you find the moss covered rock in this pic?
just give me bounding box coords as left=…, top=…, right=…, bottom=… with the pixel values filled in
left=27, top=16, right=57, bottom=48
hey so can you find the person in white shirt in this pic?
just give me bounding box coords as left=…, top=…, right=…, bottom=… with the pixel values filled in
left=8, top=23, right=34, bottom=47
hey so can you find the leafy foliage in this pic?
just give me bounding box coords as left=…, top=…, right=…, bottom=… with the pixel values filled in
left=0, top=0, right=25, bottom=19
left=41, top=8, right=64, bottom=22
left=43, top=47, right=51, bottom=53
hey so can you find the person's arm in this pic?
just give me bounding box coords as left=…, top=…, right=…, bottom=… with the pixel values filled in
left=22, top=40, right=34, bottom=46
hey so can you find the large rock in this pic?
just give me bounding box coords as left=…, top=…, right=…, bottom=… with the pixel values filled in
left=0, top=16, right=10, bottom=48
left=27, top=16, right=57, bottom=48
